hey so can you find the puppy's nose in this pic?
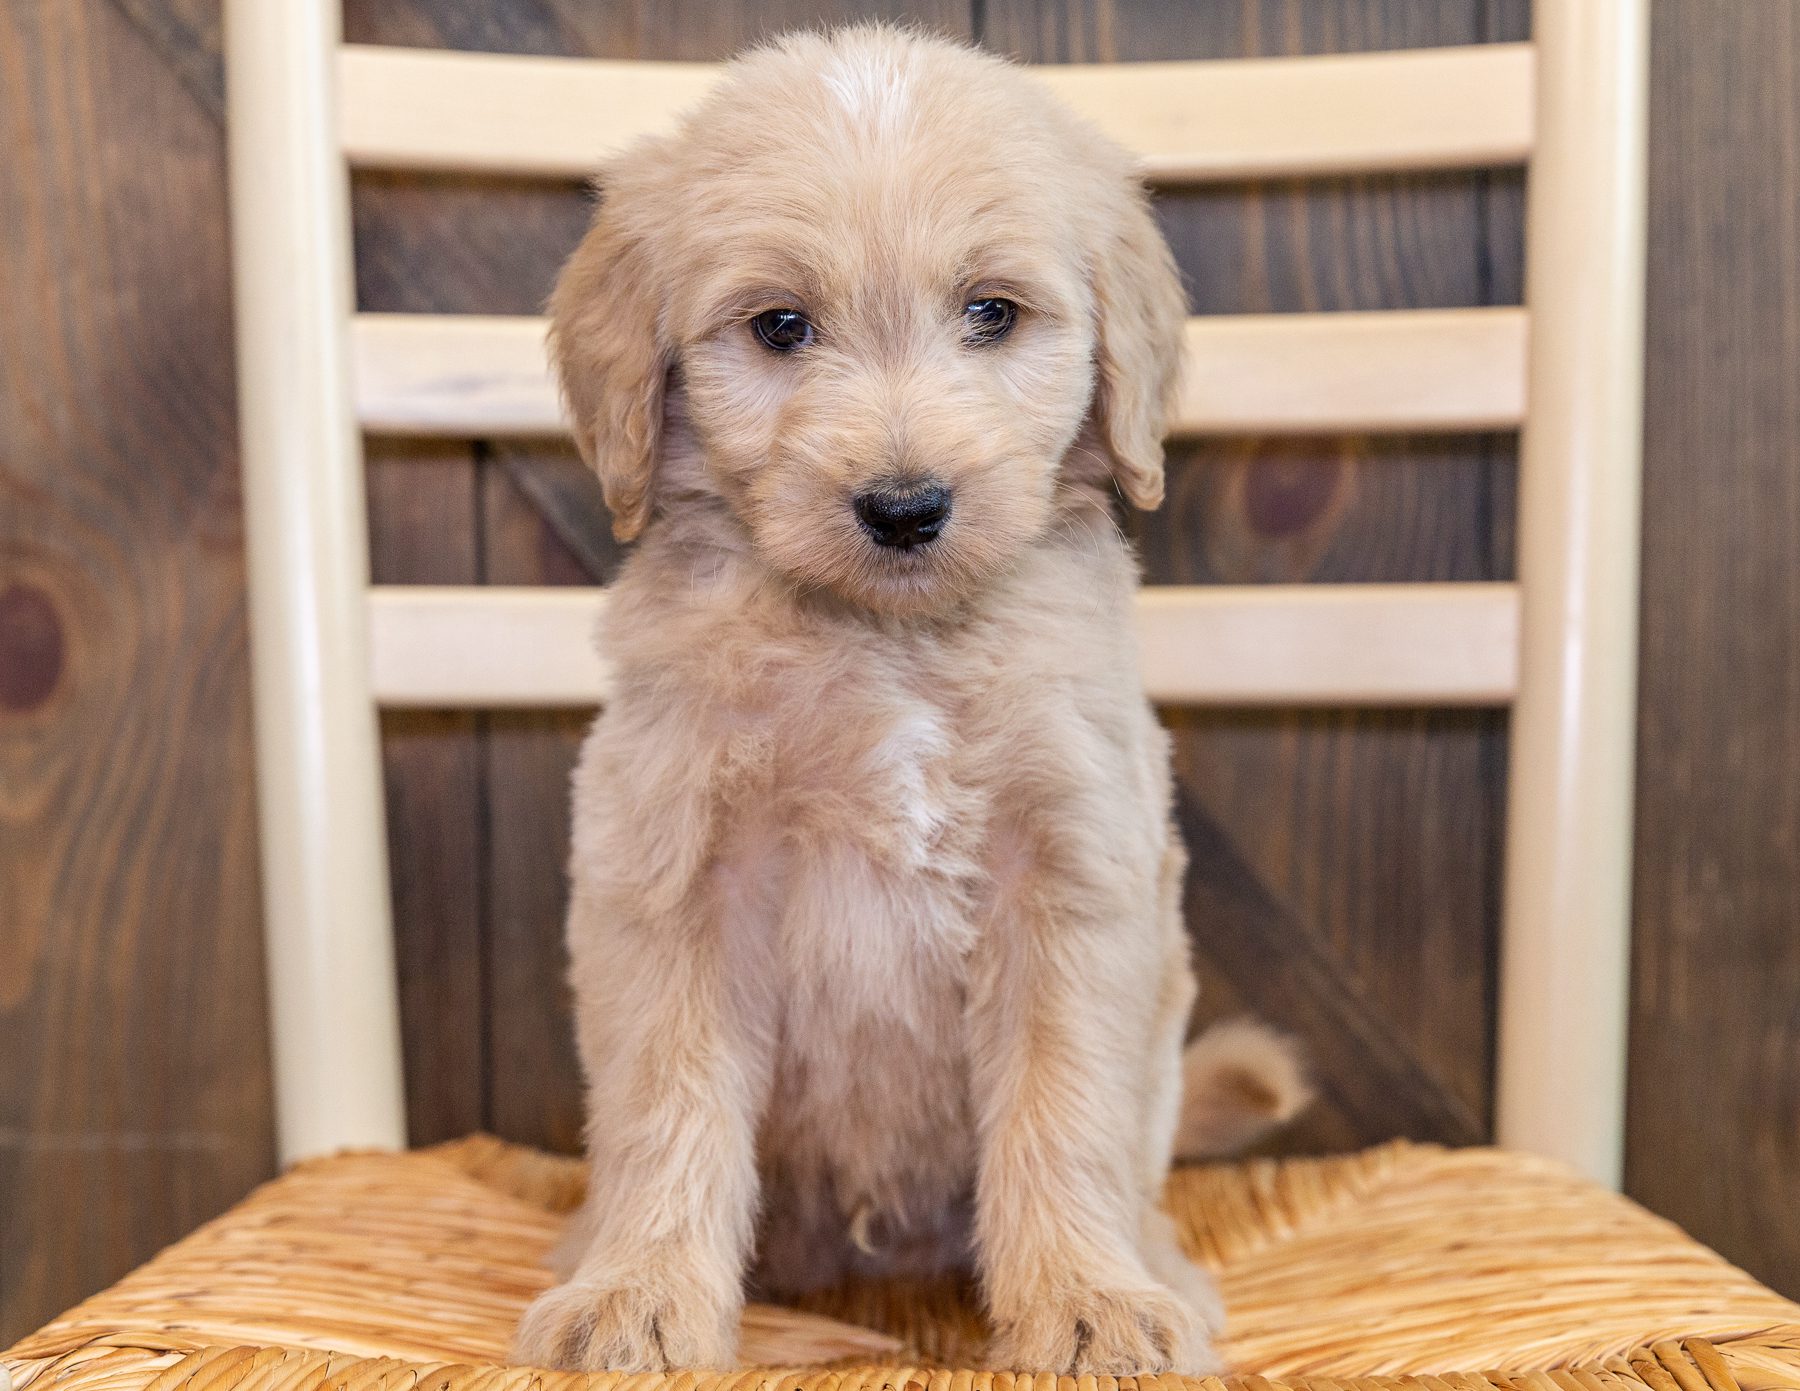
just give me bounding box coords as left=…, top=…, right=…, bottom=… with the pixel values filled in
left=854, top=484, right=952, bottom=549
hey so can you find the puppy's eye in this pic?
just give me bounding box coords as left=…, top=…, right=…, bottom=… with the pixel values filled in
left=752, top=308, right=814, bottom=352
left=962, top=297, right=1018, bottom=344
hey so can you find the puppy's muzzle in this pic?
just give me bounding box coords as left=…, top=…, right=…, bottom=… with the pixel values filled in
left=854, top=483, right=952, bottom=550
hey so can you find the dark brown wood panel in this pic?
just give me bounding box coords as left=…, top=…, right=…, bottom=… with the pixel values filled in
left=979, top=0, right=1522, bottom=1151
left=1627, top=0, right=1800, bottom=1299
left=0, top=0, right=273, bottom=1346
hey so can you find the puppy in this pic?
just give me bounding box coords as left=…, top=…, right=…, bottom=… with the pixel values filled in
left=513, top=26, right=1305, bottom=1378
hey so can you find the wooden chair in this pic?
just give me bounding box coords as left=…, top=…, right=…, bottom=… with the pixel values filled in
left=14, top=5, right=1800, bottom=1391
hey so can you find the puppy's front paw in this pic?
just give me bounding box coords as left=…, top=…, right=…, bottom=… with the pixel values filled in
left=990, top=1280, right=1218, bottom=1377
left=512, top=1278, right=735, bottom=1372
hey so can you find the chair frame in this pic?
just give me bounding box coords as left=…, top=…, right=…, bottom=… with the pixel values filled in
left=224, top=1, right=1648, bottom=1185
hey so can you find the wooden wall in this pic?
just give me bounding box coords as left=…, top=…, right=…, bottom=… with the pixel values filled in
left=1627, top=0, right=1800, bottom=1300
left=1, top=0, right=274, bottom=1349
left=3, top=0, right=1797, bottom=1348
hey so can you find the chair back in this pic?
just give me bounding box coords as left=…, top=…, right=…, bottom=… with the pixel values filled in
left=224, top=1, right=1648, bottom=1184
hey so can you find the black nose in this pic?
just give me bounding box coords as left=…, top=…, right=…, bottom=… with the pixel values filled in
left=854, top=484, right=952, bottom=549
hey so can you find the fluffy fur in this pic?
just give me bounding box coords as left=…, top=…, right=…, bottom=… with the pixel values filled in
left=512, top=26, right=1302, bottom=1379
left=1175, top=1020, right=1312, bottom=1163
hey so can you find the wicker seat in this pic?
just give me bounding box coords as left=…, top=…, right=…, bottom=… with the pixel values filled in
left=9, top=1138, right=1800, bottom=1391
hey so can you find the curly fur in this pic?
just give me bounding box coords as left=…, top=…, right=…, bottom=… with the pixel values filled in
left=512, top=26, right=1300, bottom=1379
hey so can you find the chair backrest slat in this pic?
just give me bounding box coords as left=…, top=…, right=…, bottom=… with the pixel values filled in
left=366, top=583, right=1521, bottom=710
left=338, top=42, right=1535, bottom=183
left=351, top=307, right=1528, bottom=439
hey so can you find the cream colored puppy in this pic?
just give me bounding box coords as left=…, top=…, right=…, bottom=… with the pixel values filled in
left=514, top=25, right=1304, bottom=1379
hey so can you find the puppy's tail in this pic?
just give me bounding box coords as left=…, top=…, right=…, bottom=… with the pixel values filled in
left=1173, top=1017, right=1312, bottom=1162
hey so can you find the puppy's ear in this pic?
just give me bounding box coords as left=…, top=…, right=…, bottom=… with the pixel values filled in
left=1088, top=185, right=1186, bottom=510
left=549, top=155, right=671, bottom=542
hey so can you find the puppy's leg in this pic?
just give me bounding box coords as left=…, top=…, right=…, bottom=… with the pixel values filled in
left=969, top=828, right=1219, bottom=1377
left=514, top=888, right=772, bottom=1373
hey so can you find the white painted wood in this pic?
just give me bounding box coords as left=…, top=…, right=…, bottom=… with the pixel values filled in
left=367, top=587, right=618, bottom=709
left=1175, top=309, right=1527, bottom=435
left=367, top=584, right=1520, bottom=709
left=225, top=0, right=407, bottom=1162
left=1135, top=584, right=1519, bottom=706
left=1042, top=45, right=1534, bottom=181
left=338, top=42, right=1533, bottom=182
left=353, top=315, right=557, bottom=437
left=338, top=46, right=717, bottom=178
left=351, top=307, right=1529, bottom=439
left=1495, top=0, right=1649, bottom=1189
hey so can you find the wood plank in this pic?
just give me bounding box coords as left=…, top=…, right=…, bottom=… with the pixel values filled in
left=353, top=314, right=555, bottom=435
left=1178, top=308, right=1526, bottom=434
left=338, top=41, right=1534, bottom=182
left=0, top=0, right=273, bottom=1345
left=1137, top=583, right=1517, bottom=705
left=351, top=307, right=1528, bottom=439
left=365, top=582, right=1519, bottom=709
left=1626, top=0, right=1800, bottom=1297
left=349, top=0, right=972, bottom=63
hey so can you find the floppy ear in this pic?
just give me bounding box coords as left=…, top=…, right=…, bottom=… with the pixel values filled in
left=1088, top=184, right=1187, bottom=510
left=548, top=159, right=671, bottom=542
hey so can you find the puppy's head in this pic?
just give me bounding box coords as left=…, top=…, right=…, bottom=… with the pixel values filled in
left=551, top=26, right=1185, bottom=612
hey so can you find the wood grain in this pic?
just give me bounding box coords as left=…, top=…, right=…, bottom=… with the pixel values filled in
left=334, top=41, right=1534, bottom=182
left=363, top=582, right=1522, bottom=709
left=0, top=0, right=273, bottom=1345
left=1627, top=0, right=1800, bottom=1297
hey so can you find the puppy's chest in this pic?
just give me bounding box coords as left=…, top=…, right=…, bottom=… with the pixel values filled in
left=734, top=665, right=985, bottom=1254
left=761, top=662, right=986, bottom=885
left=709, top=652, right=990, bottom=996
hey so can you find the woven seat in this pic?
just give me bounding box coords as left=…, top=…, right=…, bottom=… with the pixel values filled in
left=8, top=1138, right=1799, bottom=1391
